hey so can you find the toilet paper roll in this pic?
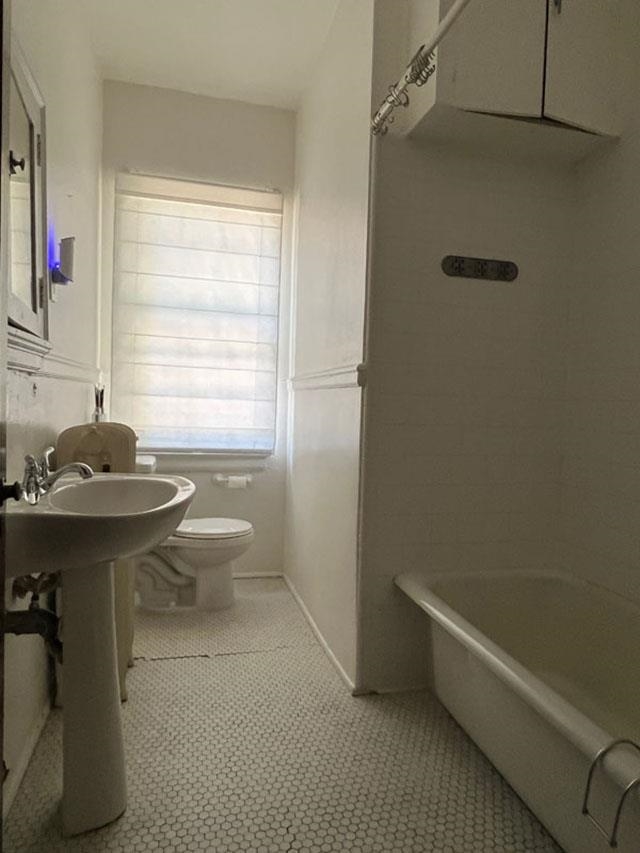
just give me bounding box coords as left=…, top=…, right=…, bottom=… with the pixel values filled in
left=226, top=475, right=250, bottom=489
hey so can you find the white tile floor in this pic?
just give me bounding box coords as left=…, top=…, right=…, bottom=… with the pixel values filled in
left=4, top=579, right=562, bottom=853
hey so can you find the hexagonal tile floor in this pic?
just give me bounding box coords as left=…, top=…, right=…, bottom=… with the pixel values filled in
left=133, top=578, right=318, bottom=660
left=4, top=579, right=562, bottom=853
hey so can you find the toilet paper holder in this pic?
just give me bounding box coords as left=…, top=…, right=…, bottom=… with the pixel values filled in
left=213, top=473, right=252, bottom=489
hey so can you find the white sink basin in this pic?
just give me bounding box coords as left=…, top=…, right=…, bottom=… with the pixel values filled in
left=6, top=473, right=195, bottom=577
left=5, top=472, right=195, bottom=836
left=51, top=475, right=182, bottom=513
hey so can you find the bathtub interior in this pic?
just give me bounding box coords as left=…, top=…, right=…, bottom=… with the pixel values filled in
left=425, top=571, right=640, bottom=743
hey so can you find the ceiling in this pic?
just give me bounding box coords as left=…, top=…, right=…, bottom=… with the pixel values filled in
left=82, top=0, right=341, bottom=110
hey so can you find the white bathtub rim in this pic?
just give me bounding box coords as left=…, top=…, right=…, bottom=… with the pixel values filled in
left=400, top=566, right=640, bottom=617
left=395, top=569, right=640, bottom=791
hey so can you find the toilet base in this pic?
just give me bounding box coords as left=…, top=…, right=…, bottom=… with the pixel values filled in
left=195, top=560, right=235, bottom=610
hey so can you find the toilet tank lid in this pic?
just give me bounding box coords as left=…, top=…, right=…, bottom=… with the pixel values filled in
left=174, top=518, right=253, bottom=540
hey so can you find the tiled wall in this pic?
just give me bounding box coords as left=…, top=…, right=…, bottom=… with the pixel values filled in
left=355, top=0, right=640, bottom=694
left=358, top=138, right=576, bottom=690
left=561, top=0, right=640, bottom=603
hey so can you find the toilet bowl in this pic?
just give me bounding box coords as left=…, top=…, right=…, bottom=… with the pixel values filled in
left=136, top=517, right=254, bottom=611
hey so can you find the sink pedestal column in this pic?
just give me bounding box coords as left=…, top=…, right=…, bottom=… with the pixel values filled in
left=61, top=560, right=127, bottom=836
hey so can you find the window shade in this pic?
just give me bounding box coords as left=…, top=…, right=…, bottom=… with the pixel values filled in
left=111, top=175, right=282, bottom=453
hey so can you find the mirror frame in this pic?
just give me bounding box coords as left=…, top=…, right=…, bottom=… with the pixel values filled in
left=7, top=36, right=47, bottom=340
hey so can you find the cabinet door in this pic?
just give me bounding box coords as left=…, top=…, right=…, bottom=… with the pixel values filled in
left=437, top=0, right=547, bottom=118
left=544, top=0, right=620, bottom=135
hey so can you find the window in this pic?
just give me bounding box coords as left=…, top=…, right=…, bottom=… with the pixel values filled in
left=111, top=174, right=282, bottom=453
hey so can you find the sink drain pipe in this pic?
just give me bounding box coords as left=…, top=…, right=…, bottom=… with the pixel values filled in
left=5, top=573, right=63, bottom=662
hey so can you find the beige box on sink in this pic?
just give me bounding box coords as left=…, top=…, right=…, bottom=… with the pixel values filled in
left=56, top=422, right=137, bottom=474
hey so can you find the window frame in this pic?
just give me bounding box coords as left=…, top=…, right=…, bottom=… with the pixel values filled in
left=109, top=173, right=284, bottom=458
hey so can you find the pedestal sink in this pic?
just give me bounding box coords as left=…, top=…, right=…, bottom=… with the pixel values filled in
left=6, top=474, right=195, bottom=835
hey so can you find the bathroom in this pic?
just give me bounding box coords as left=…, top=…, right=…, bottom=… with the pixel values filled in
left=2, top=0, right=640, bottom=851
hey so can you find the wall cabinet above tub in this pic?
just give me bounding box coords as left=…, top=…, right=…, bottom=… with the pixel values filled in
left=389, top=0, right=620, bottom=156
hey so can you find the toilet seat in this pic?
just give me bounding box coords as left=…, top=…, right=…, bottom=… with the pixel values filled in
left=174, top=517, right=254, bottom=540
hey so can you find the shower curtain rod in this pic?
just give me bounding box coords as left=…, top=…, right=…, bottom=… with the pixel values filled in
left=371, top=0, right=474, bottom=136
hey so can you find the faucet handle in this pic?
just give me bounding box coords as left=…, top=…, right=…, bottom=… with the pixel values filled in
left=23, top=454, right=44, bottom=504
left=40, top=446, right=56, bottom=478
left=24, top=453, right=40, bottom=472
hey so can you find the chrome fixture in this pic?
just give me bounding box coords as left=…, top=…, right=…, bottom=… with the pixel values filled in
left=45, top=462, right=94, bottom=489
left=93, top=383, right=105, bottom=423
left=371, top=0, right=474, bottom=136
left=22, top=448, right=93, bottom=505
left=41, top=445, right=55, bottom=478
left=407, top=46, right=436, bottom=88
left=582, top=738, right=640, bottom=848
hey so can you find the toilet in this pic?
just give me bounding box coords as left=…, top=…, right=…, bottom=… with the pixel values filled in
left=136, top=517, right=254, bottom=611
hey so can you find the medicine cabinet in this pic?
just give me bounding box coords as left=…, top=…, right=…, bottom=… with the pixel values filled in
left=394, top=0, right=619, bottom=153
left=8, top=38, right=48, bottom=339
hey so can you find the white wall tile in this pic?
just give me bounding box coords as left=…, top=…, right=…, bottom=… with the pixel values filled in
left=361, top=0, right=640, bottom=692
left=359, top=125, right=573, bottom=690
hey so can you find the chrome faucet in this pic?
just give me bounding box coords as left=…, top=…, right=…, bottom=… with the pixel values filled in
left=22, top=447, right=93, bottom=505
left=41, top=445, right=55, bottom=479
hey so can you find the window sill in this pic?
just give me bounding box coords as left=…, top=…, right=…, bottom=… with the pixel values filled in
left=149, top=451, right=274, bottom=475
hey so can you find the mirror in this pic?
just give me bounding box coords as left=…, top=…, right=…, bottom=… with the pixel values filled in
left=9, top=75, right=33, bottom=309
left=8, top=39, right=47, bottom=339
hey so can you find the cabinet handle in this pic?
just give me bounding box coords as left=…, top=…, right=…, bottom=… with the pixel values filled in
left=553, top=0, right=562, bottom=12
left=9, top=151, right=25, bottom=175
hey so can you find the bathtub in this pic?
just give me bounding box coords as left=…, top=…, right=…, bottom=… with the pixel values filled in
left=395, top=570, right=640, bottom=853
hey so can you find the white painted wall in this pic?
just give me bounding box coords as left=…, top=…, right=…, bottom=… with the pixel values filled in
left=101, top=82, right=295, bottom=574
left=561, top=0, right=640, bottom=602
left=102, top=81, right=295, bottom=195
left=284, top=0, right=374, bottom=688
left=4, top=0, right=102, bottom=814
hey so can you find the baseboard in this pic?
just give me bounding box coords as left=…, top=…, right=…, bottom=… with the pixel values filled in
left=282, top=574, right=356, bottom=694
left=2, top=702, right=50, bottom=818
